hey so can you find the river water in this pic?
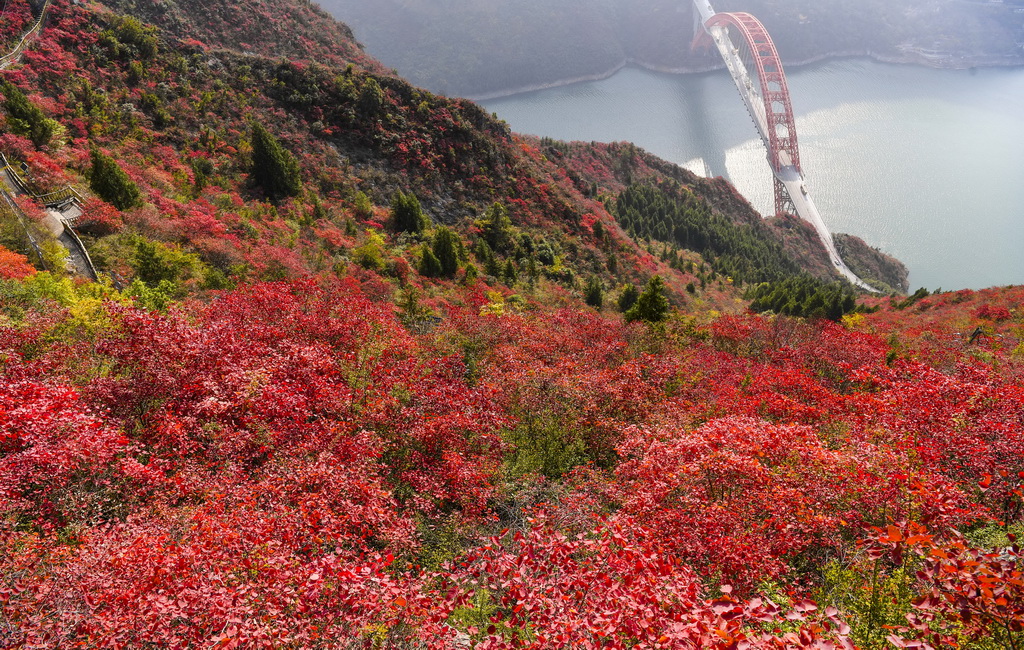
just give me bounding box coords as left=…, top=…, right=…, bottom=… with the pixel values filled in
left=482, top=60, right=1024, bottom=291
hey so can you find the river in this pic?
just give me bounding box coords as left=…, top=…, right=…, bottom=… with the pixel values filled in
left=482, top=60, right=1024, bottom=291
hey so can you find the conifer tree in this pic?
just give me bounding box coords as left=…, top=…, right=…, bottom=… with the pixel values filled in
left=504, top=259, right=518, bottom=285
left=0, top=79, right=57, bottom=148
left=482, top=202, right=513, bottom=253
left=90, top=148, right=141, bottom=210
left=625, top=275, right=670, bottom=323
left=391, top=191, right=428, bottom=234
left=431, top=226, right=459, bottom=278
left=617, top=283, right=639, bottom=313
left=250, top=123, right=302, bottom=200
left=419, top=247, right=442, bottom=277
left=584, top=275, right=604, bottom=309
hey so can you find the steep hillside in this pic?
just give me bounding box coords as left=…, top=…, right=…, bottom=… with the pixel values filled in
left=0, top=0, right=896, bottom=317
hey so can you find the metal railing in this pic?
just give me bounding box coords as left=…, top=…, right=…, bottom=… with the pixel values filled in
left=0, top=186, right=48, bottom=271
left=1, top=152, right=85, bottom=211
left=0, top=0, right=53, bottom=69
left=34, top=185, right=84, bottom=209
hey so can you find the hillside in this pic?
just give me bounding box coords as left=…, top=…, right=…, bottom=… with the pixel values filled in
left=2, top=0, right=1023, bottom=648
left=320, top=0, right=1024, bottom=98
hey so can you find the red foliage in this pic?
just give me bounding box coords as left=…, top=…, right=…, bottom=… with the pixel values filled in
left=0, top=245, right=34, bottom=279
left=75, top=198, right=124, bottom=236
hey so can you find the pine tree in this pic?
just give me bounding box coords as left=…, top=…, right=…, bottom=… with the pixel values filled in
left=584, top=275, right=604, bottom=309
left=482, top=202, right=513, bottom=253
left=353, top=191, right=374, bottom=220
left=390, top=191, right=428, bottom=234
left=0, top=79, right=57, bottom=148
left=617, top=283, right=639, bottom=313
left=250, top=123, right=302, bottom=200
left=431, top=226, right=459, bottom=278
left=419, top=247, right=442, bottom=277
left=504, top=259, right=518, bottom=285
left=625, top=276, right=670, bottom=323
left=90, top=148, right=141, bottom=210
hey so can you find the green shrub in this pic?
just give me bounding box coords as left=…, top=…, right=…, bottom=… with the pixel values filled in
left=89, top=149, right=141, bottom=210
left=1, top=79, right=59, bottom=148
left=625, top=275, right=670, bottom=323
left=249, top=123, right=302, bottom=200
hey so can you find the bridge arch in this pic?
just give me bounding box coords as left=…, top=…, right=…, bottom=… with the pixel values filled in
left=700, top=12, right=801, bottom=216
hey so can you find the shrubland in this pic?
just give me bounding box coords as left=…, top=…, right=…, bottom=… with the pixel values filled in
left=0, top=0, right=1021, bottom=647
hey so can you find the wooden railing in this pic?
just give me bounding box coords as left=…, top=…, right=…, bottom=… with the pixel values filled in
left=0, top=151, right=96, bottom=280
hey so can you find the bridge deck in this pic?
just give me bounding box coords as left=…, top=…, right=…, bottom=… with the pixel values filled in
left=695, top=0, right=877, bottom=292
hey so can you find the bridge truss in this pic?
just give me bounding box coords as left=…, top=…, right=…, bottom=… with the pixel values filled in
left=702, top=12, right=800, bottom=216
left=691, top=1, right=877, bottom=291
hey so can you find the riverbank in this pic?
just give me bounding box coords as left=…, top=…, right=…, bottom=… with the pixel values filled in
left=466, top=50, right=1024, bottom=101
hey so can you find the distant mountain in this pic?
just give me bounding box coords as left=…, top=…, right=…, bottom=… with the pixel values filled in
left=318, top=0, right=1024, bottom=98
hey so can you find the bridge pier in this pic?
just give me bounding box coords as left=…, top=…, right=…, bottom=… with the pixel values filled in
left=690, top=0, right=879, bottom=292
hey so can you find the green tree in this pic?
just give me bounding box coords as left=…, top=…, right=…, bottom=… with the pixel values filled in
left=431, top=226, right=459, bottom=278
left=250, top=123, right=302, bottom=200
left=358, top=77, right=385, bottom=116
left=625, top=275, right=670, bottom=323
left=90, top=149, right=141, bottom=210
left=353, top=191, right=374, bottom=220
left=390, top=191, right=427, bottom=234
left=617, top=283, right=639, bottom=313
left=503, top=259, right=518, bottom=285
left=584, top=275, right=604, bottom=309
left=419, top=247, right=442, bottom=277
left=482, top=202, right=513, bottom=253
left=1, top=79, right=58, bottom=148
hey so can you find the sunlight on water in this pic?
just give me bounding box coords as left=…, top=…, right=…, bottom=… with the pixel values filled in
left=483, top=61, right=1024, bottom=290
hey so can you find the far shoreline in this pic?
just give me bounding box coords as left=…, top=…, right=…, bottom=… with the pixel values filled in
left=466, top=51, right=1024, bottom=101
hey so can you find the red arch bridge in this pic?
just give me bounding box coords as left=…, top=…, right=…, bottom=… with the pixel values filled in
left=691, top=1, right=877, bottom=292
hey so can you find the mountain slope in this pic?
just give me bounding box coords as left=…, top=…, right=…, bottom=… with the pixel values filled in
left=0, top=0, right=899, bottom=310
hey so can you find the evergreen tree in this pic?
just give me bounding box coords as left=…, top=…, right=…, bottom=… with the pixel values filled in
left=617, top=283, right=639, bottom=313
left=431, top=226, right=459, bottom=278
left=584, top=275, right=604, bottom=309
left=134, top=239, right=176, bottom=286
left=358, top=77, right=385, bottom=116
left=90, top=148, right=141, bottom=210
left=625, top=275, right=670, bottom=323
left=504, top=259, right=518, bottom=285
left=419, top=247, right=442, bottom=277
left=353, top=191, right=374, bottom=220
left=250, top=123, right=302, bottom=200
left=0, top=79, right=58, bottom=148
left=482, top=202, right=513, bottom=253
left=390, top=191, right=428, bottom=234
